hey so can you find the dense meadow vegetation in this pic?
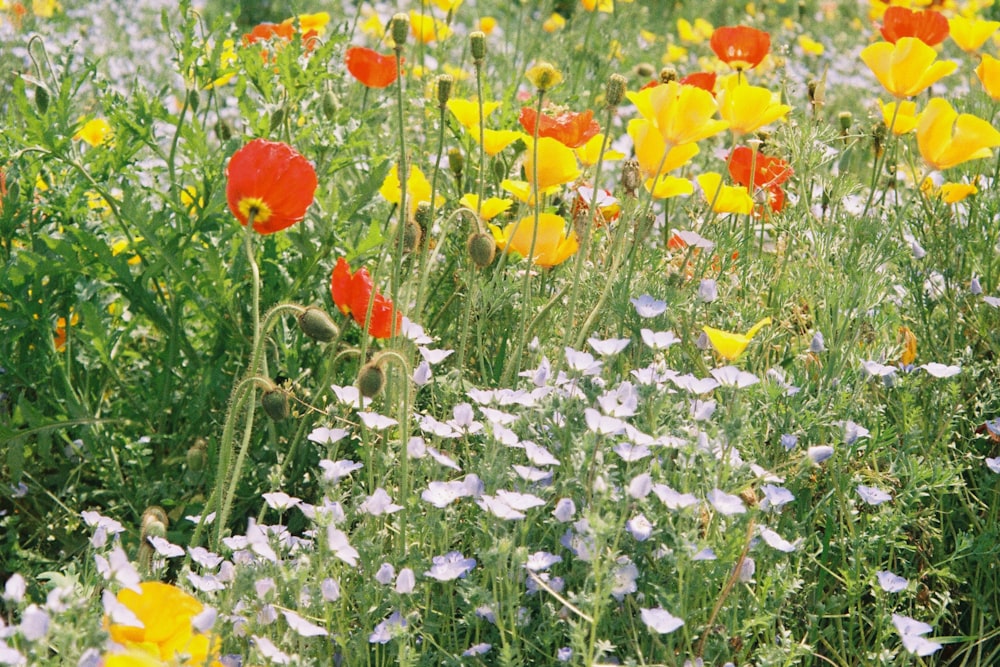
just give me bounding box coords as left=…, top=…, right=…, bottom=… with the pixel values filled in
left=3, top=0, right=1000, bottom=664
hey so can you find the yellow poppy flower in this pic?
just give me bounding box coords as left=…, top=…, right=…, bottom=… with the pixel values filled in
left=939, top=181, right=978, bottom=204
left=860, top=36, right=957, bottom=99
left=32, top=0, right=60, bottom=18
left=500, top=178, right=563, bottom=204
left=460, top=193, right=513, bottom=221
left=716, top=80, right=791, bottom=137
left=627, top=118, right=700, bottom=179
left=626, top=81, right=729, bottom=146
left=898, top=326, right=916, bottom=366
left=379, top=164, right=445, bottom=216
left=543, top=13, right=566, bottom=32
left=798, top=35, right=824, bottom=56
left=575, top=133, right=624, bottom=167
left=447, top=98, right=500, bottom=130
left=975, top=53, right=1000, bottom=101
left=360, top=13, right=385, bottom=39
left=478, top=16, right=497, bottom=35
left=877, top=99, right=921, bottom=135
left=703, top=317, right=771, bottom=361
left=526, top=62, right=562, bottom=91
left=490, top=213, right=578, bottom=267
left=74, top=117, right=112, bottom=147
left=644, top=175, right=694, bottom=200
left=696, top=172, right=754, bottom=215
left=949, top=16, right=999, bottom=53
left=409, top=10, right=452, bottom=44
left=677, top=17, right=714, bottom=44
left=430, top=0, right=463, bottom=11
left=916, top=97, right=1000, bottom=171
left=523, top=136, right=581, bottom=190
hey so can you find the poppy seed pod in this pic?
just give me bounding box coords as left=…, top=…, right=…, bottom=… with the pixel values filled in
left=633, top=62, right=655, bottom=78
left=262, top=385, right=291, bottom=421
left=448, top=147, right=464, bottom=178
left=414, top=201, right=432, bottom=231
left=321, top=90, right=338, bottom=119
left=621, top=158, right=641, bottom=197
left=838, top=111, right=852, bottom=132
left=186, top=438, right=208, bottom=472
left=390, top=13, right=409, bottom=48
left=35, top=85, right=50, bottom=114
left=436, top=74, right=453, bottom=108
left=470, top=31, right=486, bottom=62
left=526, top=62, right=562, bottom=91
left=467, top=232, right=497, bottom=268
left=358, top=362, right=386, bottom=398
left=140, top=506, right=169, bottom=541
left=297, top=306, right=340, bottom=343
left=658, top=66, right=678, bottom=84
left=606, top=73, right=627, bottom=108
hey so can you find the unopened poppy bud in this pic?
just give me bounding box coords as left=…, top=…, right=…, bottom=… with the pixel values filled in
left=215, top=119, right=232, bottom=142
left=297, top=306, right=340, bottom=343
left=414, top=201, right=432, bottom=230
left=269, top=106, right=286, bottom=133
left=402, top=220, right=422, bottom=253
left=188, top=89, right=200, bottom=113
left=807, top=79, right=824, bottom=109
left=186, top=438, right=208, bottom=472
left=621, top=158, right=641, bottom=197
left=358, top=362, right=386, bottom=398
left=262, top=385, right=291, bottom=421
left=872, top=122, right=886, bottom=157
left=467, top=232, right=496, bottom=267
left=436, top=74, right=453, bottom=108
left=34, top=85, right=49, bottom=114
left=390, top=13, right=409, bottom=49
left=838, top=111, right=852, bottom=132
left=470, top=31, right=486, bottom=62
left=658, top=66, right=677, bottom=84
left=633, top=62, right=655, bottom=78
left=140, top=506, right=169, bottom=541
left=321, top=90, right=338, bottom=119
left=448, top=147, right=464, bottom=177
left=526, top=62, right=562, bottom=91
left=606, top=73, right=627, bottom=108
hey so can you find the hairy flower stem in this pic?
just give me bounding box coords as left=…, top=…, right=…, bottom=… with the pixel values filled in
left=564, top=104, right=615, bottom=348
left=696, top=518, right=757, bottom=659
left=415, top=103, right=448, bottom=314
left=503, top=89, right=546, bottom=386
left=861, top=103, right=900, bottom=219
left=390, top=42, right=408, bottom=342
left=474, top=59, right=486, bottom=219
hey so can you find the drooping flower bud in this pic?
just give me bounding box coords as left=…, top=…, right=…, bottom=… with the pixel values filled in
left=470, top=31, right=486, bottom=62
left=140, top=506, right=169, bottom=542
left=297, top=306, right=340, bottom=343
left=35, top=85, right=50, bottom=114
left=448, top=147, right=464, bottom=178
left=467, top=232, right=497, bottom=268
left=186, top=438, right=208, bottom=473
left=390, top=13, right=409, bottom=49
left=605, top=73, right=627, bottom=108
left=633, top=63, right=655, bottom=78
left=321, top=90, right=339, bottom=120
left=358, top=362, right=386, bottom=398
left=262, top=385, right=291, bottom=421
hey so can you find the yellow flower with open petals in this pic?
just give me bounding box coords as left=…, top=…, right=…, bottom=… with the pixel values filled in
left=409, top=11, right=451, bottom=44
left=877, top=99, right=921, bottom=135
left=677, top=18, right=714, bottom=44
left=916, top=97, right=1000, bottom=171
left=798, top=35, right=824, bottom=56
left=447, top=98, right=501, bottom=129
left=32, top=0, right=60, bottom=18
left=379, top=164, right=445, bottom=216
left=627, top=118, right=700, bottom=179
left=716, top=80, right=791, bottom=137
left=523, top=136, right=580, bottom=190
left=460, top=193, right=512, bottom=221
left=975, top=53, right=1000, bottom=101
left=490, top=213, right=578, bottom=267
left=644, top=175, right=694, bottom=200
left=703, top=317, right=771, bottom=361
left=543, top=13, right=566, bottom=32
left=627, top=81, right=729, bottom=146
left=478, top=16, right=497, bottom=35
left=949, top=16, right=999, bottom=54
left=696, top=172, right=753, bottom=214
left=575, top=133, right=624, bottom=167
left=860, top=36, right=957, bottom=99
left=939, top=181, right=978, bottom=204
left=74, top=117, right=112, bottom=147
left=431, top=0, right=463, bottom=11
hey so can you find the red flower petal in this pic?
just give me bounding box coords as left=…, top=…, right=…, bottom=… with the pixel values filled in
left=243, top=22, right=295, bottom=46
left=880, top=6, right=949, bottom=46
left=728, top=146, right=792, bottom=214
left=329, top=258, right=401, bottom=339
left=225, top=139, right=317, bottom=234
left=679, top=71, right=717, bottom=92
left=518, top=107, right=600, bottom=149
left=710, top=25, right=771, bottom=71
left=345, top=46, right=399, bottom=88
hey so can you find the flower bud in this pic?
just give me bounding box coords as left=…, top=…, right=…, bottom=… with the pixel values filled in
left=358, top=362, right=386, bottom=398
left=448, top=147, right=464, bottom=178
left=34, top=85, right=50, bottom=114
left=187, top=89, right=200, bottom=113
left=621, top=158, right=641, bottom=198
left=321, top=90, right=338, bottom=120
left=838, top=111, right=852, bottom=132
left=467, top=232, right=497, bottom=268
left=470, top=31, right=486, bottom=62
left=658, top=66, right=677, bottom=84
left=269, top=106, right=286, bottom=134
left=140, top=506, right=169, bottom=541
left=402, top=219, right=423, bottom=253
left=436, top=74, right=453, bottom=108
left=186, top=438, right=208, bottom=472
left=390, top=13, right=409, bottom=49
left=605, top=73, right=627, bottom=108
left=526, top=62, right=562, bottom=91
left=215, top=119, right=233, bottom=142
left=633, top=62, right=655, bottom=78
left=262, top=385, right=291, bottom=421
left=414, top=201, right=432, bottom=230
left=297, top=306, right=340, bottom=343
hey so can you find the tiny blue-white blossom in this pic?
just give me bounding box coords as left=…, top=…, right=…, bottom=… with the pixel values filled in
left=308, top=426, right=349, bottom=445
left=18, top=605, right=49, bottom=641
left=808, top=445, right=834, bottom=464
left=760, top=484, right=795, bottom=512
left=425, top=551, right=476, bottom=581
left=588, top=337, right=630, bottom=356
left=631, top=294, right=666, bottom=318
left=627, top=514, right=654, bottom=541
left=553, top=498, right=576, bottom=522
left=876, top=570, right=908, bottom=593
left=525, top=551, right=563, bottom=571
left=375, top=563, right=396, bottom=585
left=640, top=328, right=681, bottom=350
left=810, top=331, right=825, bottom=353
left=892, top=614, right=942, bottom=657
left=396, top=568, right=416, bottom=594
left=780, top=434, right=798, bottom=451
left=698, top=279, right=717, bottom=302
left=4, top=574, right=26, bottom=603
left=920, top=362, right=961, bottom=378
left=369, top=611, right=407, bottom=645
left=707, top=488, right=746, bottom=516
left=986, top=457, right=1000, bottom=474
left=639, top=607, right=684, bottom=634
left=856, top=484, right=892, bottom=506
left=463, top=644, right=492, bottom=657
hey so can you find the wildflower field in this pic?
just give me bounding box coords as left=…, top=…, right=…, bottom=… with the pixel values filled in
left=5, top=0, right=1000, bottom=664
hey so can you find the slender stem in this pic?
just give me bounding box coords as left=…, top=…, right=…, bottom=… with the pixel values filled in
left=390, top=44, right=407, bottom=342
left=696, top=518, right=757, bottom=658
left=474, top=58, right=486, bottom=220
left=861, top=101, right=901, bottom=219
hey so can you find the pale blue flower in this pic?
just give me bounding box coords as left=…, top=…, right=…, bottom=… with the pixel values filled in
left=639, top=607, right=684, bottom=634
left=856, top=484, right=892, bottom=506
left=631, top=294, right=666, bottom=318
left=876, top=570, right=908, bottom=593
left=780, top=434, right=798, bottom=451
left=425, top=551, right=476, bottom=581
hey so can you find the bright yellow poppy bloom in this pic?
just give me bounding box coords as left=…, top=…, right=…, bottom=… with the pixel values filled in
left=379, top=164, right=445, bottom=216
left=490, top=213, right=578, bottom=267
left=696, top=172, right=754, bottom=215
left=877, top=99, right=921, bottom=135
left=626, top=81, right=729, bottom=146
left=522, top=136, right=581, bottom=190
left=860, top=36, right=957, bottom=99
left=916, top=98, right=1000, bottom=171
left=948, top=16, right=999, bottom=54
left=703, top=317, right=771, bottom=361
left=975, top=53, right=1000, bottom=101
left=74, top=117, right=112, bottom=147
left=460, top=193, right=513, bottom=221
left=627, top=118, right=700, bottom=179
left=716, top=80, right=791, bottom=137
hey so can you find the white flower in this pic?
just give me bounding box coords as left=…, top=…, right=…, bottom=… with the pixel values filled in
left=639, top=607, right=684, bottom=634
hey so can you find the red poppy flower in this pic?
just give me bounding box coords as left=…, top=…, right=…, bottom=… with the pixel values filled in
left=226, top=139, right=318, bottom=234
left=518, top=107, right=600, bottom=149
left=728, top=145, right=792, bottom=213
left=345, top=46, right=399, bottom=88
left=242, top=22, right=295, bottom=46
left=880, top=6, right=949, bottom=46
left=679, top=71, right=717, bottom=92
left=710, top=25, right=771, bottom=71
left=330, top=257, right=401, bottom=339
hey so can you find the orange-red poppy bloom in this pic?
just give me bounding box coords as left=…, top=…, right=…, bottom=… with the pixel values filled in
left=330, top=257, right=401, bottom=339
left=728, top=145, right=792, bottom=213
left=879, top=6, right=948, bottom=46
left=518, top=107, right=600, bottom=149
left=679, top=71, right=717, bottom=92
left=710, top=26, right=770, bottom=71
left=242, top=22, right=295, bottom=46
left=345, top=46, right=398, bottom=88
left=226, top=139, right=317, bottom=234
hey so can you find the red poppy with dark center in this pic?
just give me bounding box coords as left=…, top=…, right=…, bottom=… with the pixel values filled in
left=331, top=257, right=401, bottom=339
left=345, top=46, right=399, bottom=88
left=879, top=6, right=949, bottom=46
left=710, top=25, right=771, bottom=71
left=518, top=107, right=600, bottom=148
left=226, top=139, right=318, bottom=234
left=679, top=71, right=717, bottom=92
left=728, top=145, right=793, bottom=213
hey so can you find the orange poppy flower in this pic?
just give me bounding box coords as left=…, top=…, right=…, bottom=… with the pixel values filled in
left=709, top=25, right=770, bottom=72
left=518, top=107, right=600, bottom=149
left=728, top=146, right=792, bottom=213
left=226, top=139, right=317, bottom=234
left=345, top=46, right=398, bottom=88
left=679, top=71, right=717, bottom=92
left=879, top=6, right=948, bottom=47
left=242, top=21, right=295, bottom=46
left=330, top=258, right=401, bottom=339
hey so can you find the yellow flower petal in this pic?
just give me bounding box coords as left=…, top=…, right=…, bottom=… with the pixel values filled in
left=523, top=136, right=580, bottom=190
left=860, top=37, right=957, bottom=99
left=495, top=213, right=578, bottom=267
left=716, top=81, right=792, bottom=137
left=703, top=316, right=771, bottom=361
left=644, top=175, right=694, bottom=200
left=696, top=172, right=754, bottom=214
left=949, top=16, right=999, bottom=54
left=917, top=97, right=1000, bottom=171
left=447, top=98, right=501, bottom=130
left=74, top=117, right=112, bottom=147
